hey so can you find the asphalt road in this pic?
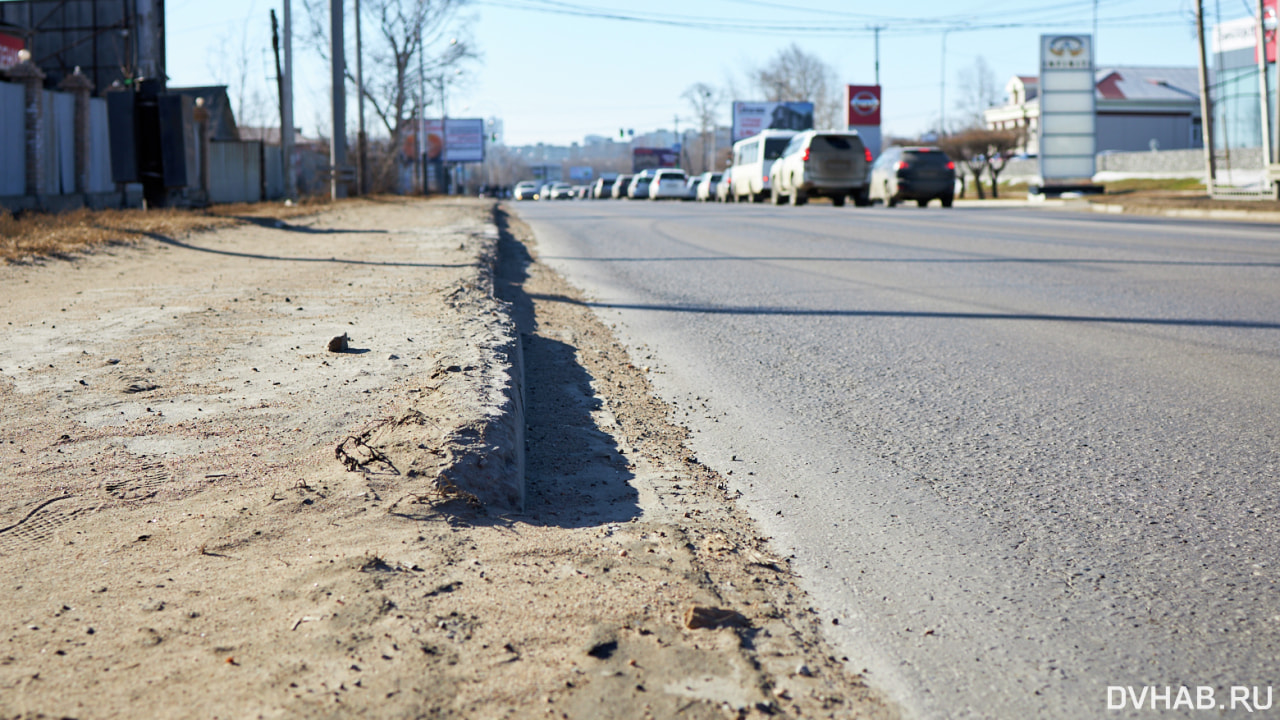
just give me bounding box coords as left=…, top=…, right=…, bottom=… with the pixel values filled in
left=510, top=198, right=1280, bottom=719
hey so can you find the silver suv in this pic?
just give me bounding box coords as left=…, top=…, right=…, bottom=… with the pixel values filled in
left=769, top=130, right=872, bottom=207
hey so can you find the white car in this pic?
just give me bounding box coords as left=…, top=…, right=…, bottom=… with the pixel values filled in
left=693, top=172, right=722, bottom=202
left=649, top=169, right=689, bottom=200
left=628, top=169, right=655, bottom=199
left=729, top=129, right=797, bottom=203
left=513, top=181, right=538, bottom=200
left=770, top=130, right=872, bottom=207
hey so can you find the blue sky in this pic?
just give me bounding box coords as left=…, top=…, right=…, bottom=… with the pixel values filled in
left=165, top=0, right=1228, bottom=146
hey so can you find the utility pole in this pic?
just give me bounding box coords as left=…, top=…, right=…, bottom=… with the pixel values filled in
left=271, top=11, right=283, bottom=126
left=1195, top=0, right=1217, bottom=195
left=282, top=0, right=295, bottom=199
left=329, top=0, right=347, bottom=199
left=873, top=25, right=882, bottom=86
left=939, top=30, right=948, bottom=134
left=673, top=114, right=681, bottom=168
left=270, top=9, right=288, bottom=200
left=703, top=89, right=713, bottom=174
left=418, top=30, right=427, bottom=193
left=355, top=0, right=367, bottom=195
left=1257, top=0, right=1273, bottom=176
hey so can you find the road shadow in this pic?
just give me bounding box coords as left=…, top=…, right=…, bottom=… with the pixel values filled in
left=540, top=254, right=1280, bottom=269
left=123, top=228, right=475, bottom=269
left=493, top=209, right=641, bottom=528
left=527, top=293, right=1280, bottom=331
left=229, top=216, right=381, bottom=235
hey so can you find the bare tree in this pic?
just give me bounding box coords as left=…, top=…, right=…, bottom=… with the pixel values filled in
left=954, top=55, right=1000, bottom=129
left=299, top=0, right=477, bottom=150
left=682, top=82, right=721, bottom=175
left=937, top=126, right=1024, bottom=199
left=207, top=17, right=271, bottom=135
left=975, top=127, right=1023, bottom=198
left=481, top=145, right=530, bottom=189
left=752, top=44, right=840, bottom=129
left=938, top=130, right=989, bottom=199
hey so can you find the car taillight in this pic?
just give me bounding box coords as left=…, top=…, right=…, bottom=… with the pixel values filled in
left=864, top=148, right=873, bottom=163
left=946, top=161, right=955, bottom=170
left=802, top=148, right=810, bottom=162
left=895, top=161, right=908, bottom=170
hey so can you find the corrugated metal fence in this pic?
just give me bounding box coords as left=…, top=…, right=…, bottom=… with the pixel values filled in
left=0, top=80, right=113, bottom=197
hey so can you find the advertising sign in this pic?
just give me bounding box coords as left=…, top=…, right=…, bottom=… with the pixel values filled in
left=632, top=147, right=679, bottom=172
left=418, top=118, right=444, bottom=160
left=1038, top=34, right=1096, bottom=181
left=444, top=118, right=485, bottom=163
left=1213, top=0, right=1278, bottom=61
left=569, top=166, right=594, bottom=181
left=0, top=33, right=23, bottom=71
left=731, top=101, right=814, bottom=143
left=844, top=84, right=882, bottom=157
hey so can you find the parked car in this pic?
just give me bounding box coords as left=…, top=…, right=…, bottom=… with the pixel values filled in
left=729, top=129, right=797, bottom=202
left=869, top=146, right=956, bottom=207
left=537, top=182, right=555, bottom=200
left=611, top=174, right=634, bottom=199
left=513, top=181, right=538, bottom=200
left=592, top=177, right=616, bottom=199
left=694, top=172, right=722, bottom=202
left=548, top=182, right=575, bottom=200
left=628, top=169, right=655, bottom=199
left=769, top=130, right=873, bottom=207
left=649, top=169, right=689, bottom=200
left=715, top=170, right=734, bottom=202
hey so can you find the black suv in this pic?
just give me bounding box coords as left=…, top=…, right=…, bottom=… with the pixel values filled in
left=869, top=146, right=956, bottom=207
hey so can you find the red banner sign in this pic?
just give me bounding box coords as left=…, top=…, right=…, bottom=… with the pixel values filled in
left=845, top=85, right=881, bottom=127
left=0, top=33, right=24, bottom=71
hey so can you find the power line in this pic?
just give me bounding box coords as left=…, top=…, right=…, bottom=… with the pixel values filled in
left=479, top=0, right=1189, bottom=36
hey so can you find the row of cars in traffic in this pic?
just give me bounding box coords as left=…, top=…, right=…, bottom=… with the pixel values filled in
left=513, top=129, right=960, bottom=208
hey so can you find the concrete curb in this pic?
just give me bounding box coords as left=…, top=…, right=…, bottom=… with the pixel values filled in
left=1089, top=202, right=1280, bottom=224
left=433, top=219, right=526, bottom=512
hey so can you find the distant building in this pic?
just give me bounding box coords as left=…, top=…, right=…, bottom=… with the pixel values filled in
left=983, top=67, right=1202, bottom=155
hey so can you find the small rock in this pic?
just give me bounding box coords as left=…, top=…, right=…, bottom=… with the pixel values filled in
left=327, top=334, right=349, bottom=353
left=684, top=606, right=748, bottom=630
left=388, top=354, right=399, bottom=360
left=795, top=664, right=813, bottom=677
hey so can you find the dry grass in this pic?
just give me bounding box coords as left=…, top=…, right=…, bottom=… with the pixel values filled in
left=0, top=195, right=435, bottom=263
left=1101, top=177, right=1206, bottom=194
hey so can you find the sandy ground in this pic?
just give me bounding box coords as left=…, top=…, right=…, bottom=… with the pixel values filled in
left=0, top=197, right=895, bottom=719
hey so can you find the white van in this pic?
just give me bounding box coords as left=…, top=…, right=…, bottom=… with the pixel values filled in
left=729, top=129, right=797, bottom=203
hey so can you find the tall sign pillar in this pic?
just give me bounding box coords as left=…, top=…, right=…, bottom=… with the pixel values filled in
left=1037, top=34, right=1096, bottom=188
left=844, top=85, right=882, bottom=157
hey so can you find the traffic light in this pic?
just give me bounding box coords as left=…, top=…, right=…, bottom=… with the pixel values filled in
left=619, top=128, right=625, bottom=139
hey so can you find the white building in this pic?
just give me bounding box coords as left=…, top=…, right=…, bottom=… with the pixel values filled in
left=983, top=67, right=1202, bottom=155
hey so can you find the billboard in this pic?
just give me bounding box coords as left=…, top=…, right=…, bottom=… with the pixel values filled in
left=419, top=118, right=444, bottom=160
left=444, top=118, right=485, bottom=163
left=632, top=147, right=679, bottom=172
left=1211, top=0, right=1277, bottom=62
left=0, top=33, right=22, bottom=71
left=731, top=101, right=814, bottom=143
left=569, top=166, right=594, bottom=181
left=844, top=84, right=882, bottom=157
left=1038, top=34, right=1096, bottom=181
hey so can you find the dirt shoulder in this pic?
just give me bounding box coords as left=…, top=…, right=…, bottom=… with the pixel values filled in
left=0, top=197, right=894, bottom=719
